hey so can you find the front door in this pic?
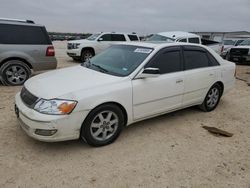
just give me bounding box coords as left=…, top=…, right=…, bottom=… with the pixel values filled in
left=132, top=46, right=184, bottom=120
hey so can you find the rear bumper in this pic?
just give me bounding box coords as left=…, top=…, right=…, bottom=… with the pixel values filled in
left=32, top=58, right=57, bottom=71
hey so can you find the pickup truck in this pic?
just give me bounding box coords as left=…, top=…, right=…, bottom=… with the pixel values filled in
left=67, top=32, right=140, bottom=62
left=227, top=38, right=250, bottom=64
left=147, top=31, right=223, bottom=55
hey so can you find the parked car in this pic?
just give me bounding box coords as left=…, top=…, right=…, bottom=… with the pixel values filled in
left=0, top=18, right=57, bottom=86
left=221, top=38, right=244, bottom=59
left=66, top=32, right=140, bottom=62
left=227, top=39, right=250, bottom=64
left=147, top=31, right=223, bottom=54
left=15, top=42, right=235, bottom=146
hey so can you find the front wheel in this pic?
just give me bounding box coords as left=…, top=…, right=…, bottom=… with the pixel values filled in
left=199, top=84, right=222, bottom=112
left=80, top=104, right=125, bottom=147
left=81, top=50, right=94, bottom=62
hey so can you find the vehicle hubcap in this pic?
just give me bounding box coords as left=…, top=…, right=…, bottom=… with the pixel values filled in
left=5, top=65, right=27, bottom=84
left=90, top=111, right=119, bottom=141
left=207, top=87, right=219, bottom=108
left=83, top=53, right=93, bottom=61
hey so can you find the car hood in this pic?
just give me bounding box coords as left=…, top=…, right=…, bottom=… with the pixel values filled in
left=68, top=39, right=94, bottom=44
left=24, top=66, right=123, bottom=99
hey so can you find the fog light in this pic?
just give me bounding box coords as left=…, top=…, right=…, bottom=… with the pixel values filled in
left=35, top=129, right=57, bottom=136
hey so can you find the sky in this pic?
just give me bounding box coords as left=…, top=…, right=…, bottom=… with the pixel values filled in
left=1, top=0, right=250, bottom=34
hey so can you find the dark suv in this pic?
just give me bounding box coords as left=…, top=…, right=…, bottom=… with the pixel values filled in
left=0, top=18, right=57, bottom=86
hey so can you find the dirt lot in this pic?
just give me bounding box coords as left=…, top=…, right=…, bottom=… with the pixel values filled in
left=0, top=42, right=250, bottom=188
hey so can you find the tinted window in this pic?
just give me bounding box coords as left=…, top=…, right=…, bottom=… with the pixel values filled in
left=111, top=34, right=126, bottom=41
left=184, top=50, right=209, bottom=70
left=207, top=52, right=220, bottom=66
left=128, top=35, right=139, bottom=41
left=100, top=34, right=112, bottom=41
left=179, top=38, right=187, bottom=42
left=147, top=49, right=181, bottom=74
left=0, top=24, right=50, bottom=44
left=189, top=37, right=200, bottom=44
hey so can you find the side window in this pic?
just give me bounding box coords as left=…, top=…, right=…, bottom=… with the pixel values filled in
left=184, top=50, right=209, bottom=70
left=188, top=37, right=200, bottom=44
left=100, top=34, right=112, bottom=41
left=111, top=34, right=126, bottom=41
left=0, top=24, right=50, bottom=44
left=146, top=49, right=182, bottom=74
left=178, top=38, right=187, bottom=42
left=128, top=35, right=139, bottom=41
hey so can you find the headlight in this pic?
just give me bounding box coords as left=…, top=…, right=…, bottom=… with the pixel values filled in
left=74, top=43, right=80, bottom=49
left=34, top=99, right=77, bottom=115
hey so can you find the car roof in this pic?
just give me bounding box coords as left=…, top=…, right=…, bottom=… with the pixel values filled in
left=158, top=31, right=200, bottom=39
left=96, top=32, right=138, bottom=36
left=117, top=41, right=205, bottom=49
left=0, top=18, right=44, bottom=27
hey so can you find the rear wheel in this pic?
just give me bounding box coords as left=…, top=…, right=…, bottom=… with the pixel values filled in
left=199, top=83, right=222, bottom=112
left=0, top=60, right=31, bottom=86
left=81, top=104, right=125, bottom=147
left=81, top=50, right=94, bottom=62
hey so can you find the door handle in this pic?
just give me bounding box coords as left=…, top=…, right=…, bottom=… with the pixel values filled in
left=176, top=79, right=183, bottom=83
left=209, top=73, right=214, bottom=76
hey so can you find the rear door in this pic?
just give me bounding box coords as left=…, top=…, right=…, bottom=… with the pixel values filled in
left=132, top=46, right=184, bottom=120
left=182, top=46, right=220, bottom=106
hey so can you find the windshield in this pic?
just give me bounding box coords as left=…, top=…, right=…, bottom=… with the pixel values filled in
left=238, top=39, right=250, bottom=46
left=82, top=45, right=153, bottom=77
left=147, top=34, right=174, bottom=42
left=223, top=40, right=235, bottom=45
left=87, top=34, right=101, bottom=41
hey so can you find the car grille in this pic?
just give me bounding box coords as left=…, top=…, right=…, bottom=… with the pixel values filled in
left=20, top=87, right=38, bottom=108
left=230, top=48, right=249, bottom=56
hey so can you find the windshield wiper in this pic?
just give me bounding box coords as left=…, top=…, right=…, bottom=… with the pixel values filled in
left=81, top=60, right=109, bottom=73
left=91, top=64, right=109, bottom=73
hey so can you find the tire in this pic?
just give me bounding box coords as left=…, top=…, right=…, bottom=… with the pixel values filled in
left=0, top=60, right=31, bottom=86
left=199, top=83, right=222, bottom=112
left=81, top=50, right=94, bottom=62
left=80, top=104, right=125, bottom=147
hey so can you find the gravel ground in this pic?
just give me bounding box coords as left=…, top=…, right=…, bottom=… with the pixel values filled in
left=0, top=42, right=250, bottom=188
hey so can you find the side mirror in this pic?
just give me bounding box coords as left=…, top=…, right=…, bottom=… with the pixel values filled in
left=136, top=67, right=160, bottom=79
left=98, top=38, right=103, bottom=42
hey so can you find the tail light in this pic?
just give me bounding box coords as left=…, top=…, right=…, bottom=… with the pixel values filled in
left=46, top=46, right=55, bottom=56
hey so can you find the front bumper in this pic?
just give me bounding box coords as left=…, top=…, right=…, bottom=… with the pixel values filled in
left=66, top=49, right=81, bottom=58
left=15, top=92, right=89, bottom=142
left=229, top=55, right=250, bottom=64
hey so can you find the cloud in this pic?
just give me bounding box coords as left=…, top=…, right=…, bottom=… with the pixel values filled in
left=1, top=0, right=249, bottom=34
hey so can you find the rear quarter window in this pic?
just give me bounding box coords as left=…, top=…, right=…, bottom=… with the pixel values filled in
left=0, top=24, right=51, bottom=45
left=128, top=35, right=139, bottom=41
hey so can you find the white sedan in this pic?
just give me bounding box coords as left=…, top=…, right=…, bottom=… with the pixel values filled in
left=15, top=42, right=235, bottom=146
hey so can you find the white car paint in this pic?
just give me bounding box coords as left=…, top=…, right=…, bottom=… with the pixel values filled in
left=15, top=42, right=235, bottom=142
left=149, top=31, right=223, bottom=54
left=66, top=32, right=140, bottom=59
